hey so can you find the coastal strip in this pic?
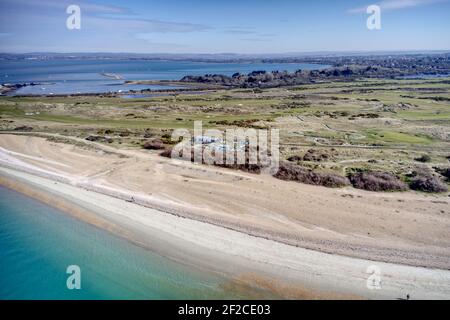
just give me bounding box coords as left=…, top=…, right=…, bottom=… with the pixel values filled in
left=1, top=166, right=450, bottom=300
left=1, top=132, right=449, bottom=271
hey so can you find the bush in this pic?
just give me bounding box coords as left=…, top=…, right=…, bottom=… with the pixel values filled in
left=414, top=154, right=431, bottom=163
left=302, top=149, right=331, bottom=162
left=274, top=162, right=349, bottom=188
left=319, top=173, right=351, bottom=188
left=159, top=145, right=266, bottom=174
left=287, top=155, right=302, bottom=162
left=159, top=150, right=349, bottom=188
left=409, top=176, right=448, bottom=193
left=86, top=135, right=113, bottom=143
left=159, top=148, right=173, bottom=158
left=143, top=139, right=165, bottom=150
left=14, top=126, right=33, bottom=131
left=435, top=167, right=450, bottom=181
left=407, top=166, right=431, bottom=178
left=349, top=171, right=408, bottom=192
left=220, top=163, right=264, bottom=174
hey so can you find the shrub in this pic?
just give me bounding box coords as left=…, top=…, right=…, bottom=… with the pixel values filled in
left=302, top=149, right=330, bottom=162
left=159, top=150, right=349, bottom=188
left=161, top=132, right=181, bottom=145
left=14, top=126, right=33, bottom=131
left=143, top=139, right=165, bottom=150
left=414, top=154, right=431, bottom=163
left=220, top=163, right=264, bottom=174
left=86, top=135, right=113, bottom=143
left=409, top=176, right=448, bottom=193
left=159, top=148, right=172, bottom=158
left=318, top=173, right=351, bottom=188
left=274, top=162, right=349, bottom=188
left=408, top=167, right=430, bottom=178
left=287, top=155, right=302, bottom=162
left=349, top=171, right=408, bottom=192
left=435, top=167, right=450, bottom=181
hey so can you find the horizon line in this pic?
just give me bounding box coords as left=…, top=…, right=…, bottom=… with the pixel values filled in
left=1, top=49, right=450, bottom=56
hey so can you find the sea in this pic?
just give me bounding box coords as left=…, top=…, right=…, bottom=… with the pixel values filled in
left=0, top=185, right=270, bottom=300
left=0, top=58, right=322, bottom=299
left=0, top=58, right=329, bottom=95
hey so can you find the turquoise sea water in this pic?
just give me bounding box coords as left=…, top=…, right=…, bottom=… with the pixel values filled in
left=0, top=59, right=329, bottom=95
left=0, top=185, right=254, bottom=300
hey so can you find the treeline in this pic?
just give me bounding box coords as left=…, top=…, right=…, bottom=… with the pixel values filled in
left=180, top=65, right=404, bottom=88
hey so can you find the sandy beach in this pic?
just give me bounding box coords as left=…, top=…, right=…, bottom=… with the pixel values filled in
left=1, top=133, right=450, bottom=299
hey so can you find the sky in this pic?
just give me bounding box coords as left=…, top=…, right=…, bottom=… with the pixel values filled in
left=0, top=0, right=449, bottom=53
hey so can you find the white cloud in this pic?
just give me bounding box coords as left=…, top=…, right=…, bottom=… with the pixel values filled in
left=1, top=0, right=131, bottom=15
left=0, top=0, right=211, bottom=34
left=348, top=0, right=447, bottom=13
left=86, top=16, right=211, bottom=33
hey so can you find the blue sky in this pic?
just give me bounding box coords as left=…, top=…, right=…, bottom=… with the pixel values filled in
left=0, top=0, right=449, bottom=53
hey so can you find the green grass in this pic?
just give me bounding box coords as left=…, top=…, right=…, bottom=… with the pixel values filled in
left=0, top=104, right=26, bottom=116
left=303, top=130, right=347, bottom=140
left=1, top=78, right=448, bottom=150
left=0, top=107, right=278, bottom=129
left=364, top=129, right=433, bottom=145
left=396, top=110, right=450, bottom=121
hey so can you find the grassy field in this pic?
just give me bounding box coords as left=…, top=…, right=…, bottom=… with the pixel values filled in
left=1, top=77, right=449, bottom=190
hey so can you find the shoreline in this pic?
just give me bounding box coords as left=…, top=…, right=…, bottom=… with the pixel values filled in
left=1, top=132, right=449, bottom=271
left=0, top=81, right=212, bottom=98
left=1, top=167, right=450, bottom=299
left=0, top=168, right=356, bottom=299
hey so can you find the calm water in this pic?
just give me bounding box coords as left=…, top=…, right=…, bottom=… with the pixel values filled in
left=0, top=185, right=256, bottom=300
left=0, top=59, right=329, bottom=95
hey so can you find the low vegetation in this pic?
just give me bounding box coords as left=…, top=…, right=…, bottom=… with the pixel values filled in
left=435, top=167, right=450, bottom=181
left=275, top=162, right=350, bottom=188
left=415, top=154, right=431, bottom=163
left=409, top=176, right=448, bottom=193
left=143, top=139, right=165, bottom=150
left=348, top=171, right=408, bottom=192
left=2, top=76, right=449, bottom=194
